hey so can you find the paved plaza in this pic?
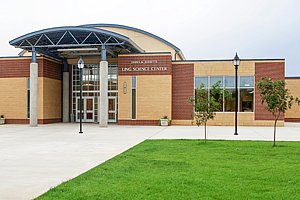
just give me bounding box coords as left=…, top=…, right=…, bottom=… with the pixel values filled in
left=0, top=123, right=300, bottom=199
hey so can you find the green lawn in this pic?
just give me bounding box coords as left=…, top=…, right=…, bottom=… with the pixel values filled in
left=37, top=140, right=300, bottom=200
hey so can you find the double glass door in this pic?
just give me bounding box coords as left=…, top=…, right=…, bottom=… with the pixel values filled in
left=76, top=97, right=94, bottom=123
left=76, top=96, right=117, bottom=123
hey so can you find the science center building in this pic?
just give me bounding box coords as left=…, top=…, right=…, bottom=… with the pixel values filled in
left=0, top=23, right=299, bottom=127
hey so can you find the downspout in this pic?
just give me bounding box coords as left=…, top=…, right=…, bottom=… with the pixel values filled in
left=175, top=51, right=178, bottom=61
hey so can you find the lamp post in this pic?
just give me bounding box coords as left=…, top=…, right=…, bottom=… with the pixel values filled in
left=78, top=56, right=84, bottom=134
left=233, top=53, right=240, bottom=135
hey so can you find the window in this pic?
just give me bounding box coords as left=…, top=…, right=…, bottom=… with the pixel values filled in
left=225, top=76, right=236, bottom=88
left=240, top=76, right=254, bottom=87
left=209, top=76, right=223, bottom=112
left=194, top=75, right=254, bottom=112
left=225, top=89, right=236, bottom=112
left=240, top=88, right=254, bottom=112
left=132, top=76, right=136, bottom=119
left=195, top=76, right=208, bottom=88
left=240, top=76, right=254, bottom=112
left=210, top=76, right=223, bottom=87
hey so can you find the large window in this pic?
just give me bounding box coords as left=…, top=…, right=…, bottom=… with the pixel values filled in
left=71, top=64, right=118, bottom=122
left=194, top=76, right=254, bottom=112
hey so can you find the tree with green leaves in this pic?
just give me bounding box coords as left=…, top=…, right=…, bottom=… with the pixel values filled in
left=188, top=81, right=230, bottom=142
left=257, top=77, right=300, bottom=146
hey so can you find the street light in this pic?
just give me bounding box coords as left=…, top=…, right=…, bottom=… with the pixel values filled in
left=78, top=56, right=84, bottom=134
left=233, top=53, right=240, bottom=135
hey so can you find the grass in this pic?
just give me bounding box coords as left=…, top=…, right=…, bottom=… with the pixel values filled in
left=37, top=140, right=300, bottom=200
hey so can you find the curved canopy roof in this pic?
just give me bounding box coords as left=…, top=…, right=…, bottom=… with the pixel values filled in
left=81, top=24, right=185, bottom=60
left=9, top=26, right=143, bottom=59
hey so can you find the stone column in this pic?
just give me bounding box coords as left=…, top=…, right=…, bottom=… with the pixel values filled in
left=62, top=72, right=69, bottom=122
left=62, top=60, right=69, bottom=122
left=99, top=46, right=108, bottom=127
left=30, top=47, right=38, bottom=126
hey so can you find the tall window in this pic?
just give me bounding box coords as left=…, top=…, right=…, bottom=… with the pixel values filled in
left=210, top=76, right=223, bottom=111
left=240, top=76, right=254, bottom=112
left=225, top=76, right=236, bottom=112
left=194, top=75, right=254, bottom=112
left=131, top=76, right=137, bottom=119
left=27, top=78, right=30, bottom=118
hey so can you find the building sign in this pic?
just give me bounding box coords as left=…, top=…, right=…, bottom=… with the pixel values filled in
left=121, top=60, right=168, bottom=72
left=130, top=60, right=158, bottom=64
left=121, top=66, right=168, bottom=72
left=118, top=56, right=172, bottom=75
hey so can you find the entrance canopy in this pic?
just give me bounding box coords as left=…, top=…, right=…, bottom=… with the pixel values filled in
left=9, top=26, right=144, bottom=60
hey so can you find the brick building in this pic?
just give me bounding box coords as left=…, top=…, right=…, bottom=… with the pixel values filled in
left=0, top=24, right=299, bottom=126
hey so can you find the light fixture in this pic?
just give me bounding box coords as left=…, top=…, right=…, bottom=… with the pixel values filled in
left=233, top=52, right=241, bottom=68
left=77, top=56, right=84, bottom=69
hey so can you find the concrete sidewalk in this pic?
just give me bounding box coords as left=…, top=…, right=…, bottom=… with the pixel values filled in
left=0, top=123, right=299, bottom=199
left=150, top=123, right=300, bottom=141
left=0, top=124, right=163, bottom=200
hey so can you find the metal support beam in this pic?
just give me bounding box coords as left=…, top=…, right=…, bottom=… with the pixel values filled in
left=32, top=47, right=36, bottom=63
left=101, top=45, right=106, bottom=61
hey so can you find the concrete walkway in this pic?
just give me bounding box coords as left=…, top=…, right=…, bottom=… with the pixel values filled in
left=0, top=123, right=300, bottom=200
left=0, top=124, right=163, bottom=200
left=150, top=123, right=300, bottom=141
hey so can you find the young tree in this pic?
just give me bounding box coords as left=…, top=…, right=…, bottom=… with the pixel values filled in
left=188, top=82, right=229, bottom=142
left=257, top=77, right=300, bottom=146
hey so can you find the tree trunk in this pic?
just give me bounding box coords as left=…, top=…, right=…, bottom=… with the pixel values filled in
left=273, top=117, right=279, bottom=147
left=204, top=122, right=207, bottom=143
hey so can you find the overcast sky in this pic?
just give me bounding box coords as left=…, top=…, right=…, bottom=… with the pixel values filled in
left=0, top=0, right=299, bottom=75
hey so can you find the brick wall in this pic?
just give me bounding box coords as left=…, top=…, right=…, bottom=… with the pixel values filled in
left=0, top=58, right=31, bottom=78
left=0, top=57, right=62, bottom=79
left=0, top=57, right=63, bottom=124
left=118, top=120, right=158, bottom=126
left=172, top=64, right=194, bottom=120
left=255, top=62, right=285, bottom=120
left=42, top=59, right=62, bottom=80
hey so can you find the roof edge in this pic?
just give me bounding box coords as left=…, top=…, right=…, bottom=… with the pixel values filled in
left=79, top=23, right=182, bottom=53
left=285, top=76, right=300, bottom=79
left=172, top=58, right=285, bottom=62
left=9, top=26, right=131, bottom=46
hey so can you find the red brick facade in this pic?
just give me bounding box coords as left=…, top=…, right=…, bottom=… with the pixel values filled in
left=0, top=58, right=32, bottom=78
left=0, top=57, right=62, bottom=80
left=118, top=120, right=158, bottom=126
left=118, top=54, right=172, bottom=76
left=285, top=118, right=300, bottom=122
left=41, top=59, right=63, bottom=80
left=172, top=63, right=194, bottom=120
left=5, top=118, right=61, bottom=124
left=255, top=62, right=285, bottom=120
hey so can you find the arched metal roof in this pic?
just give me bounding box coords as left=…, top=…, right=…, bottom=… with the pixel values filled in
left=9, top=26, right=144, bottom=59
left=80, top=23, right=185, bottom=59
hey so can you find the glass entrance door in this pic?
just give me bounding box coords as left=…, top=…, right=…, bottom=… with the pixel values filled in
left=76, top=97, right=94, bottom=123
left=108, top=97, right=117, bottom=123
